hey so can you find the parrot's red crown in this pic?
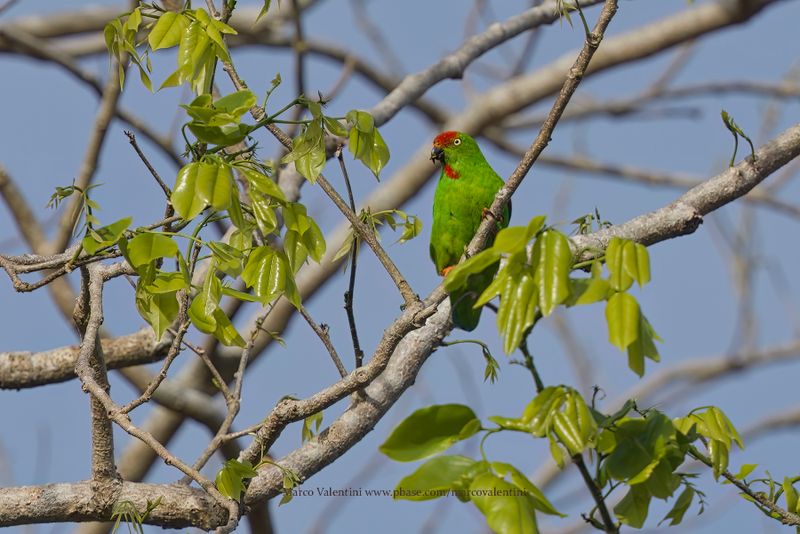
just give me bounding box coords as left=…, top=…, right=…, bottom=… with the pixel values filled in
left=433, top=131, right=459, bottom=148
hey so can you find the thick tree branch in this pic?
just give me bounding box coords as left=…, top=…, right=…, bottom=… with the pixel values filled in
left=0, top=329, right=168, bottom=389
left=0, top=481, right=227, bottom=529
left=74, top=266, right=119, bottom=485
left=570, top=122, right=800, bottom=255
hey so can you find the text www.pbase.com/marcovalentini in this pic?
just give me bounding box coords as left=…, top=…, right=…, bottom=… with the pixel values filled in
left=290, top=487, right=530, bottom=498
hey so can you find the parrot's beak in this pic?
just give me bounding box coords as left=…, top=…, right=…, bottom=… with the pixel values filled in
left=430, top=146, right=444, bottom=163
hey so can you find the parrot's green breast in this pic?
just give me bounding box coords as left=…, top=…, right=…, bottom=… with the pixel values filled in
left=430, top=171, right=505, bottom=274
left=429, top=132, right=509, bottom=331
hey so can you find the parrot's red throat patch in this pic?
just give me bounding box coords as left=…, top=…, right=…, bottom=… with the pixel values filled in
left=433, top=131, right=459, bottom=147
left=444, top=164, right=460, bottom=179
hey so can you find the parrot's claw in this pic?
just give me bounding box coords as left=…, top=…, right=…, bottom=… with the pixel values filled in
left=481, top=207, right=496, bottom=220
left=441, top=266, right=455, bottom=277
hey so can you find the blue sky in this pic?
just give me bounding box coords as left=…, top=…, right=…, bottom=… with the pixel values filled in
left=2, top=1, right=800, bottom=533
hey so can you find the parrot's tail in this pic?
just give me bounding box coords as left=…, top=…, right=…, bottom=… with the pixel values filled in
left=449, top=263, right=499, bottom=331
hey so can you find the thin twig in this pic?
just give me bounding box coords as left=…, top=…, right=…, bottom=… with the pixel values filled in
left=125, top=131, right=172, bottom=199
left=298, top=305, right=348, bottom=378
left=518, top=334, right=544, bottom=393
left=336, top=147, right=364, bottom=367
left=573, top=453, right=619, bottom=533
left=191, top=340, right=234, bottom=401
left=119, top=295, right=191, bottom=414
left=689, top=443, right=800, bottom=526
left=184, top=306, right=275, bottom=479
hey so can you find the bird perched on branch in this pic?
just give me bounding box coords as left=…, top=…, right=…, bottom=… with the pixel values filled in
left=429, top=131, right=510, bottom=331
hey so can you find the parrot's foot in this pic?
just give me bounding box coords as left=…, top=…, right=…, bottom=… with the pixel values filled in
left=440, top=265, right=455, bottom=277
left=482, top=207, right=507, bottom=225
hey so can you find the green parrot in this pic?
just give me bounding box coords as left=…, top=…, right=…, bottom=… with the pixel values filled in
left=429, top=131, right=510, bottom=331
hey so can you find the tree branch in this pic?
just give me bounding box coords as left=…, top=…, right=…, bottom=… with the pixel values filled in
left=0, top=481, right=227, bottom=529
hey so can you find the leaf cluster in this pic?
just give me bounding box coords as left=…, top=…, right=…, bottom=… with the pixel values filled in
left=380, top=397, right=746, bottom=532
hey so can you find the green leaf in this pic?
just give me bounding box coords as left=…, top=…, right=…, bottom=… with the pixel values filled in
left=135, top=281, right=179, bottom=341
left=188, top=271, right=221, bottom=334
left=124, top=7, right=142, bottom=34
left=605, top=292, right=640, bottom=352
left=196, top=159, right=233, bottom=211
left=248, top=188, right=278, bottom=235
left=568, top=277, right=610, bottom=306
left=548, top=435, right=567, bottom=468
left=470, top=472, right=538, bottom=534
left=82, top=216, right=132, bottom=254
left=687, top=407, right=743, bottom=479
left=660, top=486, right=694, bottom=526
left=256, top=0, right=273, bottom=23
left=126, top=232, right=178, bottom=268
left=443, top=249, right=501, bottom=292
left=221, top=286, right=261, bottom=303
left=209, top=241, right=244, bottom=278
left=241, top=246, right=289, bottom=304
left=145, top=271, right=189, bottom=294
left=627, top=313, right=661, bottom=377
left=688, top=407, right=743, bottom=449
left=215, top=459, right=258, bottom=500
left=148, top=12, right=189, bottom=50
left=532, top=230, right=571, bottom=317
left=284, top=230, right=309, bottom=272
left=643, top=458, right=680, bottom=499
left=301, top=218, right=326, bottom=263
left=282, top=120, right=326, bottom=183
left=188, top=122, right=253, bottom=146
left=491, top=462, right=563, bottom=517
left=171, top=162, right=207, bottom=220
left=785, top=477, right=799, bottom=513
left=594, top=399, right=636, bottom=429
left=521, top=386, right=566, bottom=437
left=324, top=116, right=349, bottom=137
left=302, top=411, right=323, bottom=444
left=605, top=412, right=674, bottom=484
left=211, top=307, right=246, bottom=347
left=394, top=455, right=479, bottom=501
left=622, top=240, right=650, bottom=287
left=346, top=110, right=390, bottom=179
left=552, top=412, right=583, bottom=456
left=397, top=214, right=422, bottom=244
left=493, top=226, right=530, bottom=254
left=498, top=268, right=537, bottom=354
left=731, top=463, right=757, bottom=480
left=239, top=167, right=287, bottom=203
left=606, top=237, right=633, bottom=291
left=379, top=404, right=480, bottom=462
left=721, top=109, right=756, bottom=167
left=488, top=416, right=531, bottom=432
left=614, top=484, right=651, bottom=528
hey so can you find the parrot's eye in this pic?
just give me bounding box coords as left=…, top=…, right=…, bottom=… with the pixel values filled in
left=453, top=138, right=461, bottom=146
